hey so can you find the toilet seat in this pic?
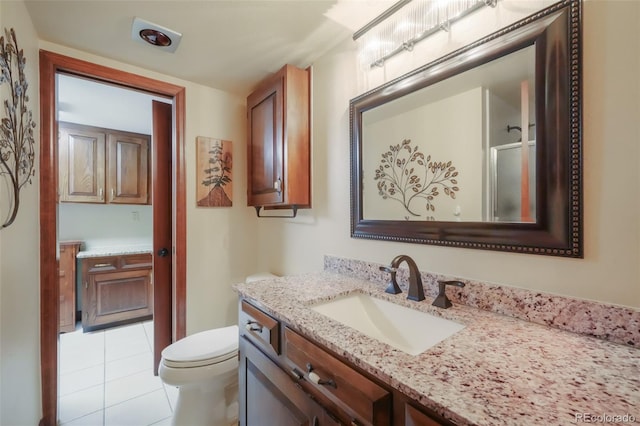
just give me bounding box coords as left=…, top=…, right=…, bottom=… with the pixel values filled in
left=162, top=325, right=239, bottom=368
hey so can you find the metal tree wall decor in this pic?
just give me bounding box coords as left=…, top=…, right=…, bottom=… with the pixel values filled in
left=0, top=28, right=36, bottom=229
left=374, top=139, right=459, bottom=218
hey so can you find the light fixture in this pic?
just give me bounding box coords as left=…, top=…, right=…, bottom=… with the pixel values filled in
left=131, top=17, right=182, bottom=53
left=354, top=0, right=497, bottom=69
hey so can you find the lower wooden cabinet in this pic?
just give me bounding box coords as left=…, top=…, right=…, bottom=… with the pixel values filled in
left=240, top=336, right=337, bottom=426
left=284, top=328, right=391, bottom=425
left=59, top=241, right=82, bottom=333
left=239, top=299, right=455, bottom=426
left=81, top=253, right=153, bottom=332
left=404, top=404, right=445, bottom=426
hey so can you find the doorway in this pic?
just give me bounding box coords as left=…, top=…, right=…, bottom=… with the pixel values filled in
left=39, top=50, right=187, bottom=426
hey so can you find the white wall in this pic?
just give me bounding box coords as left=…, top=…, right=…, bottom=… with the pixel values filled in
left=256, top=0, right=640, bottom=308
left=0, top=1, right=42, bottom=424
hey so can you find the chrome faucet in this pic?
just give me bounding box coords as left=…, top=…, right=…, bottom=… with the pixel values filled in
left=379, top=255, right=425, bottom=301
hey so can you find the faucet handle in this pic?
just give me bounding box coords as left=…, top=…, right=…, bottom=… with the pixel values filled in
left=379, top=266, right=401, bottom=295
left=432, top=280, right=465, bottom=309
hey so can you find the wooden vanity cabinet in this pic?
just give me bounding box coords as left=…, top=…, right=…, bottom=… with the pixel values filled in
left=246, top=64, right=310, bottom=210
left=81, top=253, right=153, bottom=332
left=239, top=299, right=454, bottom=426
left=404, top=404, right=445, bottom=426
left=59, top=241, right=82, bottom=333
left=284, top=328, right=391, bottom=426
left=240, top=336, right=338, bottom=426
left=59, top=122, right=150, bottom=205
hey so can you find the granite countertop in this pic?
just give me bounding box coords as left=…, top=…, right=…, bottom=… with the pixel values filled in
left=76, top=245, right=153, bottom=258
left=234, top=272, right=640, bottom=426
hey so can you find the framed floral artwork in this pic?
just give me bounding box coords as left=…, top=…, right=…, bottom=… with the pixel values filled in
left=196, top=136, right=233, bottom=207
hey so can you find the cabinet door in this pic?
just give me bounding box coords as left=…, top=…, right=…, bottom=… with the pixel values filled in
left=404, top=404, right=444, bottom=426
left=285, top=328, right=391, bottom=426
left=59, top=242, right=81, bottom=333
left=82, top=258, right=153, bottom=332
left=59, top=123, right=106, bottom=203
left=107, top=132, right=149, bottom=204
left=240, top=337, right=335, bottom=426
left=247, top=75, right=284, bottom=206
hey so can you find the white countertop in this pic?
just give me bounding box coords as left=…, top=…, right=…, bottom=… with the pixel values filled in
left=76, top=245, right=153, bottom=258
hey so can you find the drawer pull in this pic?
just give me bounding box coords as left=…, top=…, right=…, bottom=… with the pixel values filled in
left=93, top=263, right=112, bottom=268
left=290, top=368, right=304, bottom=381
left=306, top=363, right=336, bottom=388
left=245, top=320, right=263, bottom=332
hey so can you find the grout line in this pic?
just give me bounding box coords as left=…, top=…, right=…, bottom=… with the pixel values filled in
left=61, top=321, right=165, bottom=425
left=102, top=328, right=106, bottom=426
left=161, top=383, right=176, bottom=413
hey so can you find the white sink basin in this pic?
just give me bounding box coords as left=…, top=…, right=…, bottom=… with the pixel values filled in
left=310, top=293, right=465, bottom=355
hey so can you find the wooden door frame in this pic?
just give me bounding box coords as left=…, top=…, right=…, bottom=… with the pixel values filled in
left=38, top=50, right=187, bottom=426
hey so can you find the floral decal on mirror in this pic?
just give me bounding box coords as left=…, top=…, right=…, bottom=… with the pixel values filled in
left=374, top=139, right=459, bottom=219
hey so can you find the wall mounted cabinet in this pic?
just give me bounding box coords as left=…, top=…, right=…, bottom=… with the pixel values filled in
left=59, top=122, right=150, bottom=205
left=247, top=64, right=310, bottom=212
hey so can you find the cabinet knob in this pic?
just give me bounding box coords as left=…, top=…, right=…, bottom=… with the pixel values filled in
left=99, top=188, right=104, bottom=200
left=306, top=363, right=336, bottom=388
left=157, top=248, right=170, bottom=257
left=273, top=177, right=282, bottom=193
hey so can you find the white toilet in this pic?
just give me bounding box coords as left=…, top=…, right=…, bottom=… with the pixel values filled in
left=159, top=273, right=277, bottom=426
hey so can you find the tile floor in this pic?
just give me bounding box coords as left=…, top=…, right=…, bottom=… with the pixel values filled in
left=59, top=320, right=178, bottom=426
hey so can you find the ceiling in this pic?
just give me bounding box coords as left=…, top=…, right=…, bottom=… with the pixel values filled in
left=25, top=0, right=395, bottom=96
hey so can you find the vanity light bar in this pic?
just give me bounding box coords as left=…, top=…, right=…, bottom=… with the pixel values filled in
left=354, top=0, right=497, bottom=69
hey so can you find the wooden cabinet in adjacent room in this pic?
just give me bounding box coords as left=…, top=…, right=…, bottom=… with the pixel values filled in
left=80, top=253, right=153, bottom=332
left=59, top=122, right=150, bottom=205
left=247, top=64, right=310, bottom=211
left=59, top=241, right=82, bottom=333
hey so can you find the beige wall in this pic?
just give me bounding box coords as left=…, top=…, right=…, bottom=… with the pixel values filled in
left=0, top=1, right=42, bottom=423
left=256, top=0, right=640, bottom=308
left=0, top=2, right=257, bottom=421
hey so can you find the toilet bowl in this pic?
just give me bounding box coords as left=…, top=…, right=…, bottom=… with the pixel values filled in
left=159, top=325, right=239, bottom=426
left=159, top=273, right=277, bottom=426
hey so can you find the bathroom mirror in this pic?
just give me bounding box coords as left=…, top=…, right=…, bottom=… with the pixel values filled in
left=350, top=0, right=582, bottom=257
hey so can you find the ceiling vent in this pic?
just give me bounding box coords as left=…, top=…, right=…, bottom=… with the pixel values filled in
left=131, top=17, right=182, bottom=53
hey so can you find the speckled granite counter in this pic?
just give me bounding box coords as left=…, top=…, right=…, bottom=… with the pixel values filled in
left=76, top=245, right=153, bottom=258
left=234, top=272, right=640, bottom=426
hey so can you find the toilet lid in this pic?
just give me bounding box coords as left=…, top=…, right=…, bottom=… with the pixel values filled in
left=161, top=325, right=239, bottom=368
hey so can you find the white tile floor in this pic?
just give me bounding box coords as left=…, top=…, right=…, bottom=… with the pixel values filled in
left=59, top=321, right=178, bottom=426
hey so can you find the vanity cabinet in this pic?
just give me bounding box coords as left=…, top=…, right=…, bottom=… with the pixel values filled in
left=238, top=299, right=452, bottom=426
left=81, top=253, right=153, bottom=331
left=246, top=64, right=310, bottom=210
left=404, top=404, right=444, bottom=426
left=59, top=241, right=82, bottom=333
left=59, top=122, right=150, bottom=205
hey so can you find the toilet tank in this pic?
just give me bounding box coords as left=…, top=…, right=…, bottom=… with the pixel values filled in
left=245, top=272, right=278, bottom=283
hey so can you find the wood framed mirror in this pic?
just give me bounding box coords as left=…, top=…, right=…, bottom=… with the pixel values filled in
left=350, top=0, right=582, bottom=257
